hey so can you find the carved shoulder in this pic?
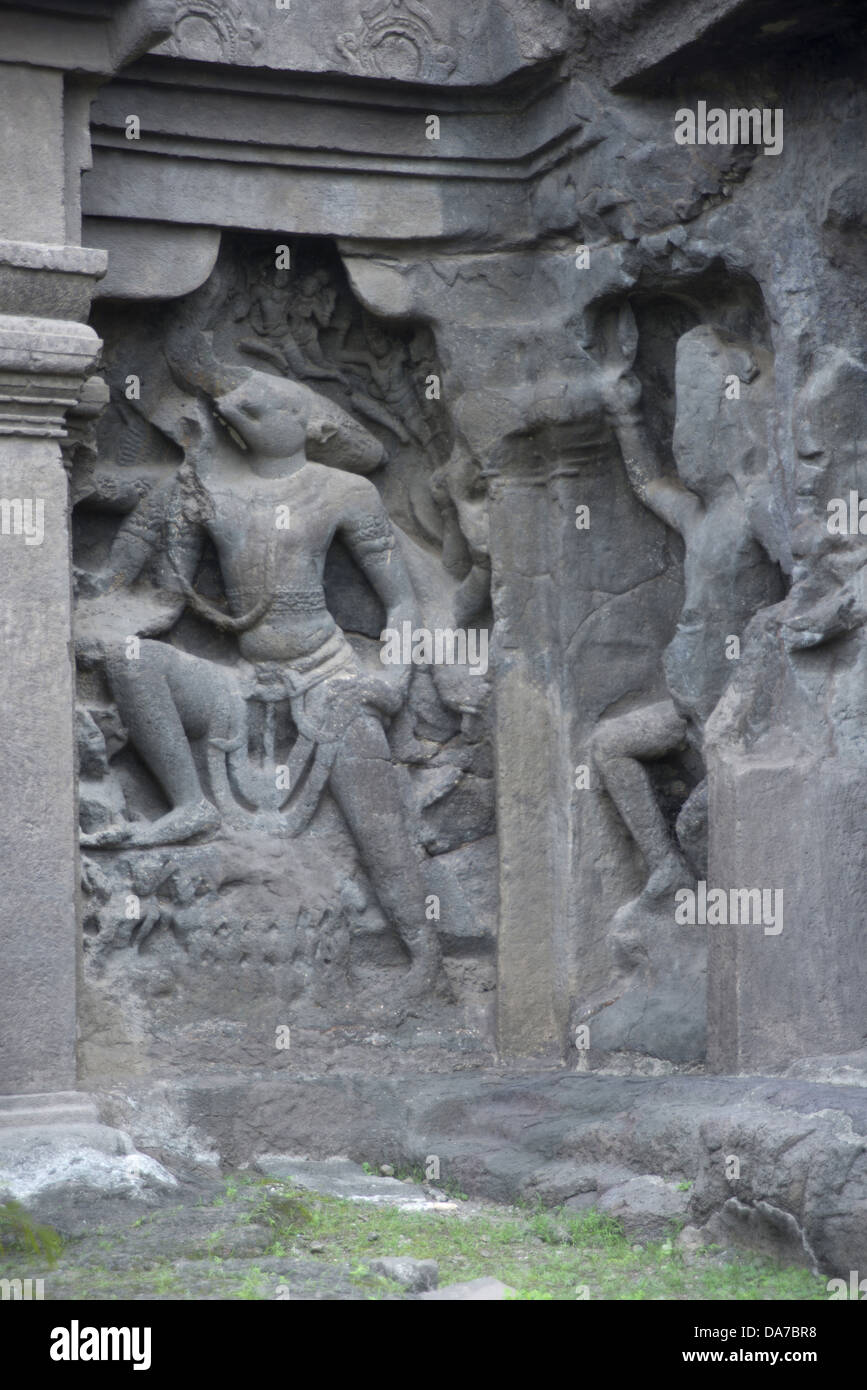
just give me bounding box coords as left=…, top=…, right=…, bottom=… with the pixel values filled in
left=335, top=471, right=385, bottom=521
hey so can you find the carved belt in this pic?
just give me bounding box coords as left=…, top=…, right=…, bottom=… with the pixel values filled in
left=225, top=585, right=327, bottom=615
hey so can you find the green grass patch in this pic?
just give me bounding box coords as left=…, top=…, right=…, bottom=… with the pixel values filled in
left=0, top=1174, right=831, bottom=1301
left=0, top=1199, right=64, bottom=1267
left=226, top=1177, right=828, bottom=1301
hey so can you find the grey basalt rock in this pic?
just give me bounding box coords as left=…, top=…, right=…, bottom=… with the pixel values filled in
left=87, top=1067, right=867, bottom=1276
left=367, top=1256, right=438, bottom=1292
left=1, top=0, right=867, bottom=1289
left=418, top=1276, right=515, bottom=1301
left=597, top=1176, right=691, bottom=1243
left=0, top=1093, right=176, bottom=1206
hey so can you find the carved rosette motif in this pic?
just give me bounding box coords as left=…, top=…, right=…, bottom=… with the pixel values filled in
left=160, top=1, right=264, bottom=65
left=337, top=0, right=457, bottom=82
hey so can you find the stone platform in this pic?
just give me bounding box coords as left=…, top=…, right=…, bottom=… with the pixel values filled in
left=72, top=1061, right=867, bottom=1279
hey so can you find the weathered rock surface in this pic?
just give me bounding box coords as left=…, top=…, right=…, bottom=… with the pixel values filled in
left=88, top=1068, right=867, bottom=1277
left=2, top=0, right=867, bottom=1301
left=419, top=1276, right=514, bottom=1301
left=597, top=1176, right=691, bottom=1243
left=0, top=1092, right=176, bottom=1206
left=368, top=1256, right=439, bottom=1292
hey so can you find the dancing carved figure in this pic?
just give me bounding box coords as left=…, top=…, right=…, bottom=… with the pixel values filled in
left=80, top=362, right=443, bottom=995
left=592, top=317, right=784, bottom=904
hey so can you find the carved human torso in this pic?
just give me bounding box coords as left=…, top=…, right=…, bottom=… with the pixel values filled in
left=196, top=459, right=386, bottom=664
left=667, top=493, right=783, bottom=724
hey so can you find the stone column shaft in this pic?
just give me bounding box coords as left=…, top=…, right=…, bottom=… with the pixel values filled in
left=0, top=312, right=100, bottom=1094
left=489, top=472, right=562, bottom=1058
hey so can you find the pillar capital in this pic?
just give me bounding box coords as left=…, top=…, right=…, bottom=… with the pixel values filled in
left=0, top=241, right=107, bottom=322
left=0, top=314, right=101, bottom=440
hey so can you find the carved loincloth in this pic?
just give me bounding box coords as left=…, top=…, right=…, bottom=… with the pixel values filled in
left=242, top=629, right=398, bottom=833
left=247, top=628, right=358, bottom=727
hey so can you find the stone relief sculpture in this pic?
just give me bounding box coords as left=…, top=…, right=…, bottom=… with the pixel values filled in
left=78, top=354, right=446, bottom=995
left=72, top=245, right=495, bottom=1032
left=581, top=309, right=785, bottom=1057
left=699, top=346, right=867, bottom=1073
left=431, top=444, right=492, bottom=627
left=240, top=267, right=348, bottom=389
left=238, top=262, right=442, bottom=455
left=231, top=248, right=451, bottom=534
left=707, top=347, right=867, bottom=757
left=594, top=311, right=783, bottom=906
left=6, top=0, right=867, bottom=1296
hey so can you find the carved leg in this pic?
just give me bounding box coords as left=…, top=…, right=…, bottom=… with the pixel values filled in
left=591, top=698, right=690, bottom=897
left=100, top=641, right=236, bottom=846
left=328, top=709, right=441, bottom=996
left=347, top=389, right=411, bottom=443
left=675, top=775, right=709, bottom=878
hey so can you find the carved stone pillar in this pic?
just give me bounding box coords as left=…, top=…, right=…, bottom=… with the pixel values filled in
left=486, top=458, right=563, bottom=1058
left=0, top=304, right=101, bottom=1093
left=0, top=6, right=175, bottom=1192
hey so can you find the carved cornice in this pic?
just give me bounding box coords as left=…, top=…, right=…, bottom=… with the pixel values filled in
left=0, top=0, right=175, bottom=76
left=84, top=61, right=584, bottom=244
left=146, top=0, right=569, bottom=87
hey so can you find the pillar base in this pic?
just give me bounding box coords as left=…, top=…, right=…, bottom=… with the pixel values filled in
left=0, top=1092, right=176, bottom=1207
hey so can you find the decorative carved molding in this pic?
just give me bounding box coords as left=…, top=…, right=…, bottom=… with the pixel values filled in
left=337, top=0, right=457, bottom=82
left=0, top=316, right=101, bottom=439
left=160, top=1, right=264, bottom=65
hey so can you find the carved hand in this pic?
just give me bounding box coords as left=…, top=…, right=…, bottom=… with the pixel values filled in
left=73, top=566, right=113, bottom=600
left=601, top=367, right=643, bottom=428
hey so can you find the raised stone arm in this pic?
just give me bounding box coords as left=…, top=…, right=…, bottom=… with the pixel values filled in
left=99, top=481, right=181, bottom=596
left=339, top=484, right=418, bottom=704
left=602, top=369, right=701, bottom=537
left=76, top=440, right=209, bottom=608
